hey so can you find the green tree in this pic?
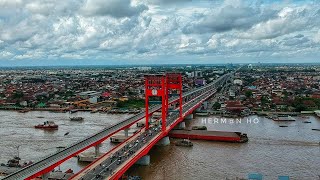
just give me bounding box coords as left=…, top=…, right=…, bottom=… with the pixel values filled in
left=12, top=91, right=24, bottom=99
left=245, top=91, right=253, bottom=98
left=212, top=102, right=221, bottom=110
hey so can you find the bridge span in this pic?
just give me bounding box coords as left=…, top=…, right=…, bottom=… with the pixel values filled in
left=3, top=72, right=233, bottom=180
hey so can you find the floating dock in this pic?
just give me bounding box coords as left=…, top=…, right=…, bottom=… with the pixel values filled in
left=169, top=130, right=248, bottom=143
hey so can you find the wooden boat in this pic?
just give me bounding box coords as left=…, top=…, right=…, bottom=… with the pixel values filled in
left=34, top=121, right=58, bottom=129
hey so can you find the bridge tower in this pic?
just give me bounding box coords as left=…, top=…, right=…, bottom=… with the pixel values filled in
left=144, top=75, right=167, bottom=131
left=166, top=73, right=183, bottom=118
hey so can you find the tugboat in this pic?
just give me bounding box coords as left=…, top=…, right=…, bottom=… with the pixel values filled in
left=175, top=139, right=193, bottom=147
left=69, top=117, right=84, bottom=121
left=34, top=121, right=58, bottom=129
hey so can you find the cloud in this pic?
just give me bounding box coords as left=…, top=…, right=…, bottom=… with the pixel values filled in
left=241, top=6, right=318, bottom=40
left=147, top=0, right=191, bottom=5
left=81, top=0, right=148, bottom=18
left=183, top=3, right=276, bottom=34
left=0, top=0, right=23, bottom=7
left=0, top=0, right=319, bottom=65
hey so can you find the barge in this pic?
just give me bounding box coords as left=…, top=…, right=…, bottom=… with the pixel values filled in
left=272, top=115, right=296, bottom=121
left=169, top=130, right=248, bottom=143
left=70, top=117, right=84, bottom=121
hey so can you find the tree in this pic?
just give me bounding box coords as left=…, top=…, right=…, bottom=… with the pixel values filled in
left=212, top=102, right=221, bottom=110
left=245, top=90, right=253, bottom=98
left=261, top=96, right=269, bottom=105
left=12, top=91, right=24, bottom=99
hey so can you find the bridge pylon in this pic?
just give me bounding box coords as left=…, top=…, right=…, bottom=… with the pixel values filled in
left=144, top=75, right=167, bottom=131
left=166, top=73, right=183, bottom=118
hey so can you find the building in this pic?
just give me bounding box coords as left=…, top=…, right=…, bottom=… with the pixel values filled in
left=233, top=79, right=243, bottom=86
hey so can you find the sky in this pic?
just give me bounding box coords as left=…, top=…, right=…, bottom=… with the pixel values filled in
left=0, top=0, right=320, bottom=66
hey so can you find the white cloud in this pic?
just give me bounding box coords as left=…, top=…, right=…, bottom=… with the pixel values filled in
left=81, top=0, right=148, bottom=18
left=0, top=0, right=23, bottom=7
left=0, top=0, right=319, bottom=65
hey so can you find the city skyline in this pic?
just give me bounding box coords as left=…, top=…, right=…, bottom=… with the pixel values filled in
left=1, top=0, right=320, bottom=66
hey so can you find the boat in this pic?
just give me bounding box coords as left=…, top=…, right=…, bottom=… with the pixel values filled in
left=69, top=109, right=78, bottom=114
left=303, top=121, right=311, bottom=123
left=170, top=130, right=249, bottom=143
left=70, top=117, right=84, bottom=121
left=279, top=125, right=288, bottom=127
left=272, top=115, right=295, bottom=121
left=299, top=116, right=309, bottom=119
left=1, top=157, right=33, bottom=168
left=34, top=121, right=58, bottom=129
left=312, top=128, right=320, bottom=131
left=191, top=126, right=207, bottom=130
left=195, top=112, right=209, bottom=116
left=90, top=109, right=98, bottom=113
left=18, top=109, right=29, bottom=113
left=175, top=139, right=193, bottom=147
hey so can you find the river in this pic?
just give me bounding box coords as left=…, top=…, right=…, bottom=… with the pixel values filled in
left=0, top=111, right=319, bottom=179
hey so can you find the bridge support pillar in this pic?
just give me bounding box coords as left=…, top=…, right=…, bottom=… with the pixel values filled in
left=124, top=128, right=129, bottom=138
left=156, top=136, right=170, bottom=146
left=41, top=172, right=50, bottom=180
left=185, top=114, right=193, bottom=120
left=202, top=101, right=208, bottom=110
left=135, top=155, right=150, bottom=166
left=174, top=121, right=186, bottom=130
left=95, top=144, right=101, bottom=157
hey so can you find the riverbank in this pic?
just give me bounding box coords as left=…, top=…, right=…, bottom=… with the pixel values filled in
left=0, top=107, right=141, bottom=114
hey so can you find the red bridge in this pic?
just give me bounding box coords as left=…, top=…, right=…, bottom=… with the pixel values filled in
left=3, top=72, right=233, bottom=180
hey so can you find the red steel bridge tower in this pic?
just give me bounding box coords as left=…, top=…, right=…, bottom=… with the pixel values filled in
left=144, top=73, right=182, bottom=131
left=145, top=75, right=167, bottom=131
left=166, top=73, right=183, bottom=119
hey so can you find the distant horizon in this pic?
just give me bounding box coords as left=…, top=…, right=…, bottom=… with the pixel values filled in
left=1, top=62, right=320, bottom=68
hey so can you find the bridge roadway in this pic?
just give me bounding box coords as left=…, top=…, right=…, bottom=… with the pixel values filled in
left=3, top=72, right=232, bottom=180
left=71, top=88, right=217, bottom=180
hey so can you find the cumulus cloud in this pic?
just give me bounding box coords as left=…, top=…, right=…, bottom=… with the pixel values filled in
left=147, top=0, right=191, bottom=5
left=241, top=6, right=318, bottom=39
left=81, top=0, right=148, bottom=18
left=183, top=3, right=276, bottom=34
left=0, top=0, right=319, bottom=65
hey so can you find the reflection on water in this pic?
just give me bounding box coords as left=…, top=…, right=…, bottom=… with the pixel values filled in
left=0, top=111, right=319, bottom=179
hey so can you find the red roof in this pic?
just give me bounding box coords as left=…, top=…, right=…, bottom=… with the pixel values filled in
left=225, top=101, right=246, bottom=110
left=102, top=92, right=111, bottom=97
